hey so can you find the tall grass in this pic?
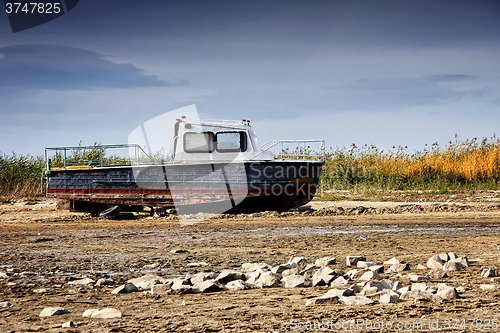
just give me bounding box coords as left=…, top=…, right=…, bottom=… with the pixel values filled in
left=320, top=136, right=500, bottom=191
left=0, top=136, right=498, bottom=198
left=0, top=153, right=44, bottom=198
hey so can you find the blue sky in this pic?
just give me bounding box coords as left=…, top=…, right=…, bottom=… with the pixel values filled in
left=1, top=0, right=499, bottom=155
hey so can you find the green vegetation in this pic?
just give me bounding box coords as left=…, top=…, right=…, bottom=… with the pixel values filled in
left=0, top=136, right=498, bottom=199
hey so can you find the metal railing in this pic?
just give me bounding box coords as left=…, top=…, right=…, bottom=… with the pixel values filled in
left=253, top=140, right=325, bottom=161
left=44, top=144, right=153, bottom=170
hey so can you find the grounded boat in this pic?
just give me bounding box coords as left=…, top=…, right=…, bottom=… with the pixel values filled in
left=44, top=118, right=325, bottom=216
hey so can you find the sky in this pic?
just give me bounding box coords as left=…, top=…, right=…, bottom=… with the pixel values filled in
left=1, top=0, right=499, bottom=155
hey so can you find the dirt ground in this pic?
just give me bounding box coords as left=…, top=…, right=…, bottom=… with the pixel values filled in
left=0, top=193, right=499, bottom=332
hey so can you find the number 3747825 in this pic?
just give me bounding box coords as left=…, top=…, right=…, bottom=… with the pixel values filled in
left=5, top=2, right=62, bottom=14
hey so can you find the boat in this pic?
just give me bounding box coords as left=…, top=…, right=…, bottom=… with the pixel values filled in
left=44, top=118, right=325, bottom=216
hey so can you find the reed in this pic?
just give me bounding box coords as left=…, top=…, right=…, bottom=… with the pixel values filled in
left=0, top=153, right=44, bottom=198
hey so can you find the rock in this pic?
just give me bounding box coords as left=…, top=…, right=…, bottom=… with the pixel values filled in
left=409, top=274, right=430, bottom=282
left=245, top=271, right=262, bottom=285
left=365, top=280, right=393, bottom=291
left=388, top=263, right=409, bottom=273
left=68, top=277, right=94, bottom=285
left=128, top=274, right=165, bottom=290
left=369, top=265, right=384, bottom=273
left=0, top=272, right=9, bottom=279
left=339, top=296, right=374, bottom=305
left=33, top=288, right=54, bottom=294
left=346, top=256, right=366, bottom=267
left=96, top=278, right=114, bottom=286
left=193, top=280, right=220, bottom=293
left=392, top=281, right=403, bottom=290
left=411, top=283, right=429, bottom=292
left=481, top=267, right=498, bottom=278
left=91, top=308, right=123, bottom=319
left=457, top=257, right=469, bottom=267
left=379, top=293, right=400, bottom=303
left=400, top=290, right=441, bottom=303
left=143, top=262, right=160, bottom=269
left=437, top=284, right=458, bottom=300
left=384, top=257, right=403, bottom=266
left=358, top=270, right=381, bottom=281
left=82, top=309, right=98, bottom=317
left=324, top=288, right=353, bottom=297
left=288, top=256, right=311, bottom=270
left=215, top=270, right=246, bottom=284
left=299, top=264, right=321, bottom=275
left=226, top=280, right=249, bottom=291
left=39, top=307, right=70, bottom=317
left=186, top=262, right=208, bottom=267
left=427, top=269, right=447, bottom=279
left=443, top=260, right=465, bottom=272
left=0, top=301, right=12, bottom=308
left=240, top=262, right=270, bottom=273
left=151, top=283, right=172, bottom=295
left=347, top=283, right=363, bottom=294
left=480, top=284, right=497, bottom=291
left=416, top=264, right=427, bottom=270
left=170, top=249, right=189, bottom=254
left=357, top=261, right=378, bottom=268
left=437, top=253, right=450, bottom=262
left=344, top=269, right=368, bottom=280
left=111, top=282, right=138, bottom=294
left=447, top=252, right=458, bottom=260
left=282, top=274, right=305, bottom=288
left=315, top=256, right=336, bottom=266
left=360, top=286, right=378, bottom=296
left=255, top=272, right=280, bottom=288
left=426, top=255, right=444, bottom=269
left=171, top=278, right=192, bottom=289
left=281, top=267, right=300, bottom=278
left=61, top=321, right=74, bottom=328
left=306, top=295, right=339, bottom=305
left=331, top=276, right=349, bottom=288
left=190, top=272, right=216, bottom=285
left=311, top=266, right=337, bottom=286
left=271, top=263, right=296, bottom=275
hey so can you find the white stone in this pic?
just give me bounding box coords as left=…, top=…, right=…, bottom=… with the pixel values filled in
left=436, top=284, right=458, bottom=300
left=0, top=272, right=9, bottom=279
left=426, top=255, right=444, bottom=269
left=443, top=260, right=465, bottom=272
left=0, top=301, right=12, bottom=308
left=96, top=278, right=114, bottom=286
left=357, top=261, right=377, bottom=268
left=240, top=262, right=270, bottom=273
left=281, top=267, right=299, bottom=278
left=111, top=282, right=138, bottom=294
left=315, top=256, right=336, bottom=266
left=255, top=272, right=280, bottom=288
left=383, top=257, right=403, bottom=266
left=225, top=280, right=249, bottom=291
left=447, top=252, right=458, bottom=260
left=151, top=283, right=172, bottom=295
left=306, top=295, right=339, bottom=305
left=411, top=283, right=429, bottom=292
left=245, top=271, right=262, bottom=285
left=437, top=253, right=450, bottom=262
left=339, top=296, right=374, bottom=305
left=192, top=280, right=220, bottom=293
left=39, top=307, right=70, bottom=317
left=282, top=274, right=305, bottom=288
left=409, top=274, right=430, bottom=282
left=379, top=293, right=400, bottom=303
left=82, top=309, right=99, bottom=317
left=311, top=266, right=336, bottom=286
left=480, top=284, right=497, bottom=291
left=331, top=276, right=349, bottom=288
left=369, top=265, right=384, bottom=273
left=91, top=308, right=123, bottom=319
left=215, top=270, right=246, bottom=284
left=346, top=256, right=366, bottom=267
left=481, top=268, right=498, bottom=278
left=128, top=274, right=166, bottom=290
left=271, top=263, right=296, bottom=275
left=33, top=288, right=54, bottom=294
left=68, top=277, right=94, bottom=286
left=288, top=256, right=311, bottom=270
left=358, top=270, right=381, bottom=281
left=323, top=288, right=353, bottom=297
left=186, top=262, right=208, bottom=267
left=388, top=263, right=409, bottom=273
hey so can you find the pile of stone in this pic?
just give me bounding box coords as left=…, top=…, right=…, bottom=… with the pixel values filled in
left=99, top=252, right=475, bottom=307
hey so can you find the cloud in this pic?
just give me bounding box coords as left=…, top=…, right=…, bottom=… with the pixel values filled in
left=194, top=74, right=489, bottom=120
left=0, top=44, right=185, bottom=91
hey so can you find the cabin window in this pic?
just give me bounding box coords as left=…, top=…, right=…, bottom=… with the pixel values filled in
left=184, top=132, right=214, bottom=153
left=216, top=132, right=247, bottom=152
